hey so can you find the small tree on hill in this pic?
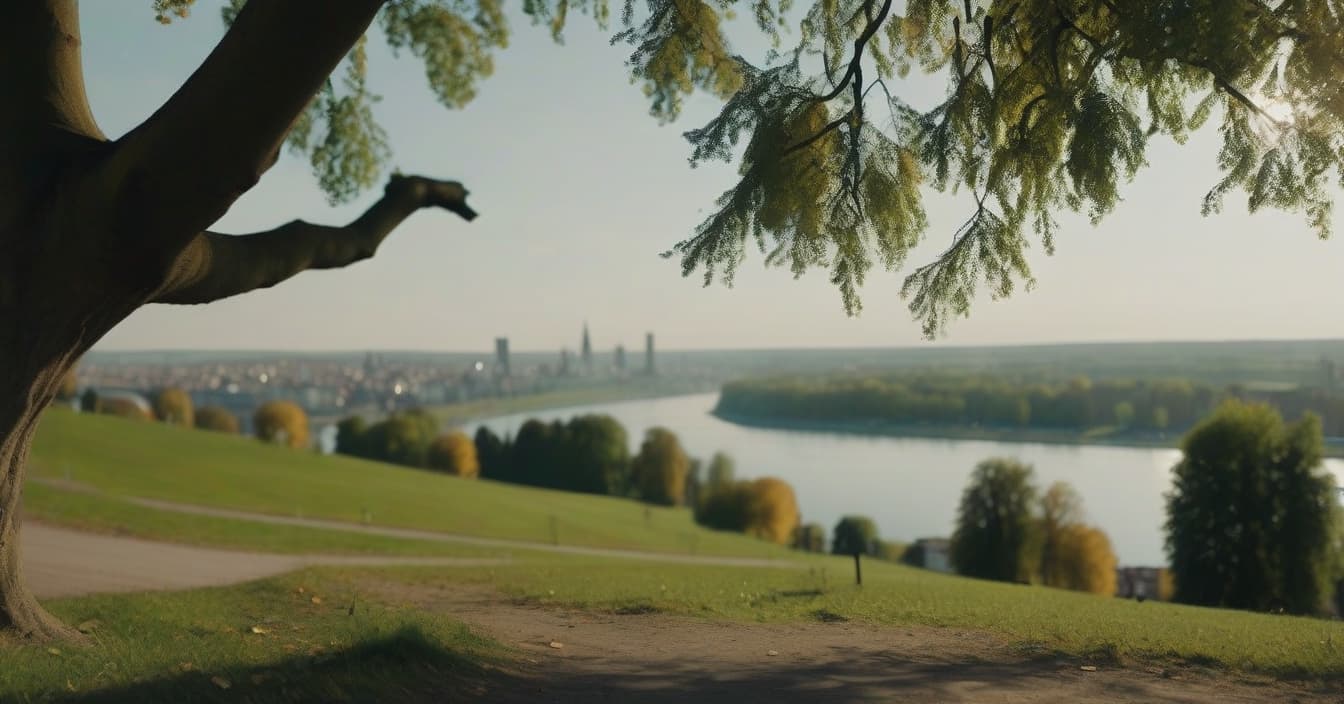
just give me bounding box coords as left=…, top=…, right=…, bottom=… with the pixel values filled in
left=561, top=414, right=630, bottom=495
left=1039, top=481, right=1084, bottom=585
left=1166, top=400, right=1341, bottom=614
left=151, top=387, right=194, bottom=427
left=253, top=401, right=309, bottom=449
left=706, top=452, right=735, bottom=490
left=951, top=458, right=1038, bottom=583
left=361, top=409, right=439, bottom=467
left=194, top=405, right=239, bottom=434
left=335, top=416, right=369, bottom=457
left=427, top=431, right=479, bottom=478
left=1049, top=525, right=1118, bottom=595
left=78, top=388, right=100, bottom=414
left=631, top=427, right=690, bottom=506
left=832, top=516, right=879, bottom=557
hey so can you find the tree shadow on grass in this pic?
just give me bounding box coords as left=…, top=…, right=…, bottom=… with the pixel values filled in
left=58, top=626, right=499, bottom=704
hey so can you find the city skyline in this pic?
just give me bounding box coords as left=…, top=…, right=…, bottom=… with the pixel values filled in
left=80, top=2, right=1344, bottom=353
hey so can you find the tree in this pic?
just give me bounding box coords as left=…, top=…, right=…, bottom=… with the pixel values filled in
left=335, top=415, right=369, bottom=457
left=194, top=405, right=240, bottom=434
left=151, top=387, right=195, bottom=427
left=560, top=414, right=630, bottom=495
left=474, top=426, right=509, bottom=481
left=951, top=459, right=1038, bottom=583
left=1047, top=525, right=1118, bottom=595
left=253, top=401, right=309, bottom=449
left=360, top=409, right=439, bottom=467
left=793, top=523, right=827, bottom=553
left=1166, top=401, right=1341, bottom=614
left=426, top=431, right=479, bottom=478
left=832, top=516, right=879, bottom=557
left=631, top=427, right=690, bottom=506
left=1038, top=481, right=1084, bottom=585
left=743, top=477, right=800, bottom=544
left=3, top=0, right=1342, bottom=643
left=78, top=388, right=100, bottom=414
left=706, top=452, right=736, bottom=490
left=1112, top=401, right=1135, bottom=428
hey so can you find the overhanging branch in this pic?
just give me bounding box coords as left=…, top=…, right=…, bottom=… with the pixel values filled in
left=107, top=0, right=387, bottom=249
left=153, top=175, right=476, bottom=305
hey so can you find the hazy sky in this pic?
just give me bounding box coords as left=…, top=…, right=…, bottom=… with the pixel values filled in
left=83, top=2, right=1344, bottom=353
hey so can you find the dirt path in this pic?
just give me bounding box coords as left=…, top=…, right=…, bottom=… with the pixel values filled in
left=370, top=582, right=1342, bottom=704
left=28, top=477, right=797, bottom=569
left=22, top=523, right=510, bottom=598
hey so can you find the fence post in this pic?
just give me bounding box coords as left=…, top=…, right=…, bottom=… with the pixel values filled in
left=853, top=553, right=862, bottom=586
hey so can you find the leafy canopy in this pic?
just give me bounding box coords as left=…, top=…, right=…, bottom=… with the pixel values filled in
left=154, top=1, right=1344, bottom=335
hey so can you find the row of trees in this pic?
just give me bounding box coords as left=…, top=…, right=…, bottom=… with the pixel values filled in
left=949, top=460, right=1119, bottom=595
left=74, top=385, right=308, bottom=448
left=335, top=409, right=478, bottom=476
left=718, top=373, right=1344, bottom=436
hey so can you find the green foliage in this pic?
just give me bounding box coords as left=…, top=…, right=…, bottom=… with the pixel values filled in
left=1166, top=400, right=1342, bottom=615
left=341, top=409, right=441, bottom=468
left=98, top=398, right=153, bottom=422
left=831, top=515, right=878, bottom=556
left=151, top=387, right=194, bottom=427
left=705, top=451, right=735, bottom=489
left=153, top=2, right=1344, bottom=332
left=473, top=426, right=508, bottom=479
left=950, top=458, right=1037, bottom=583
left=193, top=405, right=240, bottom=434
left=631, top=426, right=690, bottom=506
left=473, top=415, right=631, bottom=495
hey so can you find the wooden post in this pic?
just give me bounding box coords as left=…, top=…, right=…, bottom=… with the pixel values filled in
left=853, top=553, right=862, bottom=586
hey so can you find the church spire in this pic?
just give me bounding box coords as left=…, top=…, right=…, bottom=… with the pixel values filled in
left=581, top=321, right=593, bottom=373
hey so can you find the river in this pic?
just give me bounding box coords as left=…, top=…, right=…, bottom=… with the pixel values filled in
left=465, top=392, right=1344, bottom=566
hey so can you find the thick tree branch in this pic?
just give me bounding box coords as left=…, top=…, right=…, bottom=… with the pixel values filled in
left=153, top=176, right=476, bottom=305
left=108, top=0, right=387, bottom=248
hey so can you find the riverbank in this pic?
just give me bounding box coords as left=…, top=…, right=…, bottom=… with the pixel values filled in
left=713, top=411, right=1344, bottom=458
left=429, top=380, right=717, bottom=426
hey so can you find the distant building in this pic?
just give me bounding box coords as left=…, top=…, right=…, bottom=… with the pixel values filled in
left=581, top=322, right=593, bottom=375
left=1116, top=566, right=1166, bottom=600
left=559, top=348, right=573, bottom=377
left=614, top=345, right=627, bottom=372
left=645, top=332, right=656, bottom=376
left=908, top=538, right=951, bottom=573
left=494, top=337, right=511, bottom=378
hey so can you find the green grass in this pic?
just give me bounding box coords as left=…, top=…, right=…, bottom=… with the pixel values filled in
left=428, top=380, right=709, bottom=426
left=29, top=409, right=788, bottom=559
left=0, top=571, right=506, bottom=703
left=366, top=555, right=1344, bottom=680
left=22, top=483, right=504, bottom=558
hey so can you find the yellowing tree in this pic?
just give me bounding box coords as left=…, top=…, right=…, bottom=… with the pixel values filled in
left=427, top=431, right=480, bottom=478
left=253, top=401, right=309, bottom=449
left=194, top=405, right=240, bottom=434
left=743, top=477, right=800, bottom=545
left=1048, top=525, right=1118, bottom=596
left=98, top=398, right=152, bottom=422
left=152, top=387, right=195, bottom=427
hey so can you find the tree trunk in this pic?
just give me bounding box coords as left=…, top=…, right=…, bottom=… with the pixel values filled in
left=0, top=352, right=84, bottom=642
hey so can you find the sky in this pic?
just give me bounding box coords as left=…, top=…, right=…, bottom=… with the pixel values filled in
left=80, top=2, right=1344, bottom=353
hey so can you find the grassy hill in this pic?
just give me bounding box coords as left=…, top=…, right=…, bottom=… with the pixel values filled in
left=27, top=409, right=788, bottom=559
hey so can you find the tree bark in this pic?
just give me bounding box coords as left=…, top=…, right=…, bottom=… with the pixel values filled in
left=0, top=0, right=478, bottom=642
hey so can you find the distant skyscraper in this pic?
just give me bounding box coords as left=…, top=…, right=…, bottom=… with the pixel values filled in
left=494, top=337, right=511, bottom=378
left=645, top=332, right=655, bottom=376
left=581, top=322, right=593, bottom=374
left=614, top=345, right=627, bottom=372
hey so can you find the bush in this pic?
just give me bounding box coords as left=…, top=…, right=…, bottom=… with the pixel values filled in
left=950, top=458, right=1038, bottom=583
left=832, top=516, right=879, bottom=556
left=99, top=397, right=152, bottom=421
left=426, top=431, right=479, bottom=478
left=1047, top=525, right=1118, bottom=595
left=194, top=405, right=239, bottom=434
left=474, top=426, right=508, bottom=479
left=360, top=409, right=438, bottom=467
left=253, top=400, right=309, bottom=448
left=631, top=427, right=689, bottom=506
left=152, top=387, right=194, bottom=426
